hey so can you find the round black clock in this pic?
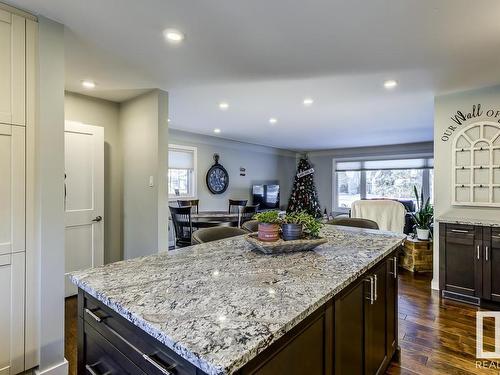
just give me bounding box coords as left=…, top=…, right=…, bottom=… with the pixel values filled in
left=206, top=154, right=229, bottom=194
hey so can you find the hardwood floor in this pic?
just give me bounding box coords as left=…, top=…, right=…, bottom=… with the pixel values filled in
left=65, top=269, right=499, bottom=375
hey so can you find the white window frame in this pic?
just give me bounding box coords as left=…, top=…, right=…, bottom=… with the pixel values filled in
left=332, top=154, right=433, bottom=213
left=168, top=144, right=197, bottom=200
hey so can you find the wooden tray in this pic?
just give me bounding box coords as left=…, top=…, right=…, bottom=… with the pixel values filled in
left=245, top=234, right=328, bottom=254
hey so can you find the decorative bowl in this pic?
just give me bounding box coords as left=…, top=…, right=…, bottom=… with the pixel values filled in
left=245, top=233, right=327, bottom=254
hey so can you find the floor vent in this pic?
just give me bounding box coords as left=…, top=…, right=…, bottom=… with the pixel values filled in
left=442, top=290, right=480, bottom=306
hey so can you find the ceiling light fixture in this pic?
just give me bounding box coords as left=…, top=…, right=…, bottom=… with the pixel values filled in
left=81, top=80, right=96, bottom=89
left=383, top=80, right=398, bottom=89
left=303, top=98, right=314, bottom=106
left=213, top=128, right=221, bottom=134
left=218, top=102, right=229, bottom=110
left=269, top=117, right=278, bottom=124
left=163, top=28, right=185, bottom=43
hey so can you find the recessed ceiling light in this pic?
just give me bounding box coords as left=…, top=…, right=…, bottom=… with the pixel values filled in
left=213, top=128, right=221, bottom=133
left=384, top=80, right=398, bottom=89
left=163, top=28, right=185, bottom=43
left=303, top=98, right=314, bottom=106
left=81, top=80, right=96, bottom=89
left=218, top=102, right=229, bottom=110
left=168, top=118, right=171, bottom=123
left=269, top=117, right=278, bottom=124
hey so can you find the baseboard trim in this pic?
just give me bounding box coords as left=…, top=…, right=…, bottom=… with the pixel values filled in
left=34, top=359, right=68, bottom=375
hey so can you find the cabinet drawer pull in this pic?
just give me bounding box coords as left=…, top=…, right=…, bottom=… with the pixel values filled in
left=365, top=276, right=374, bottom=305
left=451, top=229, right=469, bottom=233
left=85, top=364, right=100, bottom=375
left=477, top=245, right=481, bottom=260
left=85, top=308, right=102, bottom=323
left=388, top=256, right=398, bottom=279
left=486, top=246, right=489, bottom=262
left=143, top=354, right=174, bottom=375
left=374, top=274, right=378, bottom=302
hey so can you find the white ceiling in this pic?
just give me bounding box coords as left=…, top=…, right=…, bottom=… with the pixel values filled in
left=9, top=0, right=500, bottom=150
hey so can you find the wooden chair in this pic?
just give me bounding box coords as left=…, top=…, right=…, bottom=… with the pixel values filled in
left=326, top=217, right=379, bottom=230
left=240, top=204, right=259, bottom=226
left=241, top=220, right=259, bottom=233
left=228, top=199, right=247, bottom=214
left=177, top=199, right=199, bottom=214
left=192, top=227, right=247, bottom=245
left=169, top=206, right=193, bottom=247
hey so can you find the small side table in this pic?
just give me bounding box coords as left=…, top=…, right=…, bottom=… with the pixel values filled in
left=399, top=236, right=433, bottom=273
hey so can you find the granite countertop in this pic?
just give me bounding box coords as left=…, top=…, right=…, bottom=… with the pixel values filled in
left=70, top=225, right=405, bottom=375
left=436, top=216, right=500, bottom=227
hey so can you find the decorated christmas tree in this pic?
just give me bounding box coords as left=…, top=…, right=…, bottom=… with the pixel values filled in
left=287, top=157, right=322, bottom=218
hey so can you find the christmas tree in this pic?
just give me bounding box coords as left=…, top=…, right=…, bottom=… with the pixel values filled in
left=287, top=157, right=322, bottom=218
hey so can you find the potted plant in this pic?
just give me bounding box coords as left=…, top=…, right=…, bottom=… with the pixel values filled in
left=253, top=211, right=282, bottom=242
left=301, top=214, right=323, bottom=239
left=411, top=186, right=434, bottom=240
left=282, top=212, right=305, bottom=241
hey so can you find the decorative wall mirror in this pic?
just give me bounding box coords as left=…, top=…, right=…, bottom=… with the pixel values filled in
left=452, top=121, right=500, bottom=207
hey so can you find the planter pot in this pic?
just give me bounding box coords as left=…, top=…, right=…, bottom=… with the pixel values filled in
left=258, top=223, right=280, bottom=242
left=282, top=223, right=303, bottom=241
left=416, top=228, right=430, bottom=241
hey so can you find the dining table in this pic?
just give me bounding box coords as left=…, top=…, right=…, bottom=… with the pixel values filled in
left=190, top=211, right=240, bottom=228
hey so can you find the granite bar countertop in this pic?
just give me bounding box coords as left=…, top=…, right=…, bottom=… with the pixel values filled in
left=70, top=225, right=405, bottom=375
left=436, top=216, right=500, bottom=227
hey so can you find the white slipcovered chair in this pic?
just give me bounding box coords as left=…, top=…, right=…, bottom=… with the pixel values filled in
left=351, top=200, right=406, bottom=233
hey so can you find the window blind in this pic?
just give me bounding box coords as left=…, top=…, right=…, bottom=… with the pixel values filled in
left=169, top=149, right=194, bottom=169
left=336, top=158, right=433, bottom=171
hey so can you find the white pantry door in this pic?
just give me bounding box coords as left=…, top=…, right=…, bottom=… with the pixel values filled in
left=64, top=122, right=104, bottom=297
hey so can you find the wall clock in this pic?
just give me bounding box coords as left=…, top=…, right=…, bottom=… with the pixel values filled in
left=206, top=154, right=229, bottom=194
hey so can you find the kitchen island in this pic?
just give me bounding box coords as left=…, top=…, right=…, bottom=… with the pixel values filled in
left=70, top=225, right=405, bottom=375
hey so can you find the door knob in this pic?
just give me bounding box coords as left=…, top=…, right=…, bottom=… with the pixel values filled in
left=92, top=216, right=102, bottom=223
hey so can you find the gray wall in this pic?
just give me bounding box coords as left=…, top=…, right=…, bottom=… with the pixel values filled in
left=121, top=90, right=169, bottom=259
left=64, top=92, right=122, bottom=264
left=169, top=129, right=297, bottom=211
left=308, top=142, right=434, bottom=214
left=37, top=16, right=66, bottom=373
left=433, top=85, right=500, bottom=289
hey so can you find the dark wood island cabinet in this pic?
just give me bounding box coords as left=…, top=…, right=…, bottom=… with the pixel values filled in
left=71, top=226, right=404, bottom=375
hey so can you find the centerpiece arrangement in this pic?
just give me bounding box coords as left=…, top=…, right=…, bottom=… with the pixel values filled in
left=245, top=210, right=326, bottom=254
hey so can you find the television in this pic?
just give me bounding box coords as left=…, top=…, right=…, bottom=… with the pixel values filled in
left=252, top=184, right=280, bottom=210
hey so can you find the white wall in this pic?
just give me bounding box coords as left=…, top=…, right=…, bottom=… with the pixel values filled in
left=168, top=129, right=296, bottom=211
left=121, top=89, right=169, bottom=259
left=36, top=16, right=67, bottom=374
left=64, top=92, right=122, bottom=264
left=433, top=85, right=500, bottom=289
left=307, top=142, right=434, bottom=214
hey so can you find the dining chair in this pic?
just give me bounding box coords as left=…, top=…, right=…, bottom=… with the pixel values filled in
left=241, top=220, right=259, bottom=233
left=169, top=206, right=193, bottom=247
left=228, top=199, right=247, bottom=214
left=177, top=199, right=199, bottom=214
left=326, top=217, right=379, bottom=230
left=351, top=200, right=406, bottom=233
left=192, top=227, right=247, bottom=244
left=240, top=204, right=259, bottom=226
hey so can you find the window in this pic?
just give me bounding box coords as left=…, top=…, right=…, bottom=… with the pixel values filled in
left=335, top=157, right=433, bottom=211
left=168, top=145, right=197, bottom=199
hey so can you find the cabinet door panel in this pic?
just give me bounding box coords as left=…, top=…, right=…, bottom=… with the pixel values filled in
left=0, top=10, right=25, bottom=126
left=0, top=124, right=25, bottom=255
left=444, top=225, right=478, bottom=296
left=486, top=228, right=500, bottom=302
left=365, top=262, right=388, bottom=375
left=334, top=279, right=364, bottom=375
left=0, top=252, right=25, bottom=374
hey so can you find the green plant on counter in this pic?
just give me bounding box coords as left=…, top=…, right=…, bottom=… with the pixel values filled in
left=285, top=211, right=323, bottom=238
left=253, top=210, right=282, bottom=224
left=411, top=185, right=434, bottom=230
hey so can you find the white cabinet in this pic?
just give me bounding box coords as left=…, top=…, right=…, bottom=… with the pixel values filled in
left=0, top=252, right=25, bottom=375
left=0, top=9, right=25, bottom=126
left=0, top=124, right=25, bottom=256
